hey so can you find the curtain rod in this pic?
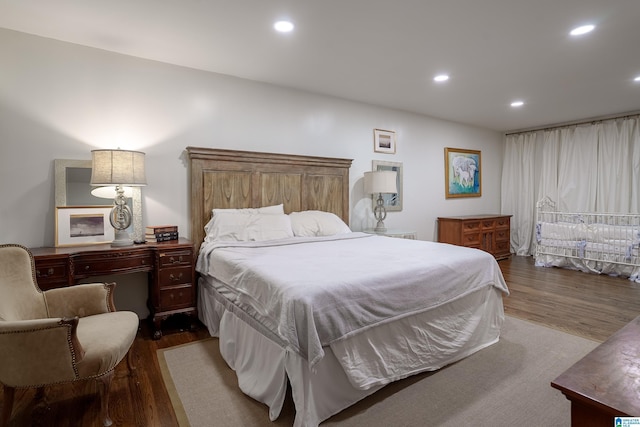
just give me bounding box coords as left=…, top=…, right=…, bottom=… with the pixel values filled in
left=504, top=110, right=640, bottom=136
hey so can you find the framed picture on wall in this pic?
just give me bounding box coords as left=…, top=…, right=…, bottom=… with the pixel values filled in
left=444, top=147, right=481, bottom=198
left=372, top=160, right=403, bottom=211
left=373, top=129, right=396, bottom=154
left=55, top=206, right=114, bottom=247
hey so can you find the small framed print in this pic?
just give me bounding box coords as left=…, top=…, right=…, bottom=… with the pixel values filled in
left=373, top=129, right=396, bottom=154
left=444, top=147, right=482, bottom=198
left=55, top=206, right=114, bottom=247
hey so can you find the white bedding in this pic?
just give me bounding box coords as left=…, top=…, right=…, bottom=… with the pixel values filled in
left=196, top=233, right=509, bottom=369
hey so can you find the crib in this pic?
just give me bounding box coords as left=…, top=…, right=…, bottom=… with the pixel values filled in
left=534, top=198, right=640, bottom=282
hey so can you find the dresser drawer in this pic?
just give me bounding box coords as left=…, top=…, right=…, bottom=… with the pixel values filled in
left=158, top=266, right=193, bottom=288
left=158, top=285, right=194, bottom=310
left=462, top=232, right=481, bottom=245
left=481, top=220, right=496, bottom=229
left=462, top=221, right=481, bottom=232
left=496, top=229, right=509, bottom=242
left=158, top=249, right=192, bottom=268
left=496, top=217, right=510, bottom=229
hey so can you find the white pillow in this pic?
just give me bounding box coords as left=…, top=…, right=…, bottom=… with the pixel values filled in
left=289, top=211, right=351, bottom=237
left=206, top=212, right=293, bottom=242
left=204, top=204, right=284, bottom=241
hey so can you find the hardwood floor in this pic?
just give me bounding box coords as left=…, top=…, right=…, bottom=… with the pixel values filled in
left=2, top=255, right=640, bottom=426
left=500, top=255, right=640, bottom=341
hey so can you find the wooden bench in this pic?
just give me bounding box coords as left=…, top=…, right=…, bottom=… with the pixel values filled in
left=551, top=316, right=640, bottom=426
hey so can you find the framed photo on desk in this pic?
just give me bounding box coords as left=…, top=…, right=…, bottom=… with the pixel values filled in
left=55, top=206, right=114, bottom=247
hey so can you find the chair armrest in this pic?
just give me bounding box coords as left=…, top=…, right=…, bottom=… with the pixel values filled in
left=44, top=282, right=116, bottom=318
left=0, top=317, right=84, bottom=387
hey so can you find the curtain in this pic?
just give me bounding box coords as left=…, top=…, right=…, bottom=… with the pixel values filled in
left=502, top=116, right=640, bottom=256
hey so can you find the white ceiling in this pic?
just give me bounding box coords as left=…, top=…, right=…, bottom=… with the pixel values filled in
left=1, top=0, right=639, bottom=132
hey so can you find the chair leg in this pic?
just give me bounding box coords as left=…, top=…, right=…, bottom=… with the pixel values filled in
left=1, top=385, right=15, bottom=427
left=96, top=371, right=114, bottom=427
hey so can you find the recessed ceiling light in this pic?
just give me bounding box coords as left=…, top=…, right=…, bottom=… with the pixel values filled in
left=511, top=101, right=524, bottom=107
left=274, top=21, right=294, bottom=33
left=434, top=74, right=449, bottom=83
left=570, top=24, right=595, bottom=36
left=634, top=76, right=640, bottom=82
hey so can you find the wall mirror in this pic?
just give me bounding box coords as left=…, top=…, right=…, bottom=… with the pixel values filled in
left=54, top=159, right=143, bottom=241
left=372, top=160, right=403, bottom=211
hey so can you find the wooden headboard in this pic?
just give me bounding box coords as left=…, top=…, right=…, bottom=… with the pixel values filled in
left=186, top=147, right=353, bottom=247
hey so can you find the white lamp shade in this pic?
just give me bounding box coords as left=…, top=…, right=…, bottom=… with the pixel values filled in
left=364, top=170, right=397, bottom=194
left=90, top=149, right=147, bottom=186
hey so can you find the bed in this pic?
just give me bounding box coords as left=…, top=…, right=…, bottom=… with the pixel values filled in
left=534, top=198, right=640, bottom=282
left=187, top=147, right=509, bottom=426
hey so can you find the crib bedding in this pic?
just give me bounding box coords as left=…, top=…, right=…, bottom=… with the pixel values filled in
left=535, top=219, right=640, bottom=281
left=196, top=233, right=510, bottom=370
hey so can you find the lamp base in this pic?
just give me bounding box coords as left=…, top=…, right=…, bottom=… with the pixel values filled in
left=373, top=223, right=387, bottom=233
left=111, top=229, right=133, bottom=247
left=372, top=193, right=388, bottom=233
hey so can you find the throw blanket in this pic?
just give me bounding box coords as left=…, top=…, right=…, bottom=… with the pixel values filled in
left=197, top=233, right=509, bottom=367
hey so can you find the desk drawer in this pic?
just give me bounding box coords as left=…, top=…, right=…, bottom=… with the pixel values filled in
left=158, top=266, right=193, bottom=288
left=158, top=285, right=194, bottom=310
left=158, top=250, right=192, bottom=268
left=74, top=253, right=153, bottom=276
left=35, top=259, right=68, bottom=289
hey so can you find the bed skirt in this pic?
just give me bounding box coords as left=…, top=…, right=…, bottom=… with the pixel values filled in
left=198, top=278, right=505, bottom=427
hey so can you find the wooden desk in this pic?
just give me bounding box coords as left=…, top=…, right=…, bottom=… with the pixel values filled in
left=30, top=238, right=196, bottom=339
left=551, top=316, right=640, bottom=426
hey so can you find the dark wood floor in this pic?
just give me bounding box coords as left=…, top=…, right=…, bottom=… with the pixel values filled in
left=3, top=255, right=640, bottom=426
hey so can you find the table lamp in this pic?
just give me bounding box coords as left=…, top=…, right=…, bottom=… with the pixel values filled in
left=90, top=149, right=146, bottom=246
left=364, top=170, right=397, bottom=232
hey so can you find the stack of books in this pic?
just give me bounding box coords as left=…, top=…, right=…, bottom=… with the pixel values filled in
left=145, top=225, right=179, bottom=242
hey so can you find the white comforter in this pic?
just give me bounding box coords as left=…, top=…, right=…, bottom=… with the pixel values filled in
left=197, top=233, right=509, bottom=367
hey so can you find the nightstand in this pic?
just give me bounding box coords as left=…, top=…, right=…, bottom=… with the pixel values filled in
left=31, top=238, right=197, bottom=339
left=363, top=229, right=417, bottom=240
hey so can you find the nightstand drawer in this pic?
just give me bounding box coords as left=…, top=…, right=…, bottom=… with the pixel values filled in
left=158, top=266, right=193, bottom=287
left=158, top=285, right=193, bottom=309
left=158, top=250, right=192, bottom=268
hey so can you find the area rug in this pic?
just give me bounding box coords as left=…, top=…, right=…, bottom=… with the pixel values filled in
left=157, top=316, right=599, bottom=426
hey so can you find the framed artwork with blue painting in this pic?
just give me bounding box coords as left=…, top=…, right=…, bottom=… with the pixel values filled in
left=444, top=147, right=481, bottom=198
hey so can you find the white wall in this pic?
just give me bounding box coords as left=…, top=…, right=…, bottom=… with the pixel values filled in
left=0, top=29, right=503, bottom=315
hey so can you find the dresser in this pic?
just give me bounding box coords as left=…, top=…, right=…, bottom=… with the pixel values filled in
left=30, top=238, right=196, bottom=339
left=437, top=215, right=511, bottom=260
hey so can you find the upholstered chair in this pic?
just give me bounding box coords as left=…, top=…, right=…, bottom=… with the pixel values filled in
left=0, top=244, right=139, bottom=427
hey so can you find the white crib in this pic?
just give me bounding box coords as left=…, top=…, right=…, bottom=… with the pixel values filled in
left=534, top=198, right=640, bottom=282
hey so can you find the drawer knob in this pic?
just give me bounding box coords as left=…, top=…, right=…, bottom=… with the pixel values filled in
left=169, top=256, right=183, bottom=264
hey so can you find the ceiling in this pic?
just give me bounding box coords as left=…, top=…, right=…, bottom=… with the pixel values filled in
left=1, top=0, right=639, bottom=132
